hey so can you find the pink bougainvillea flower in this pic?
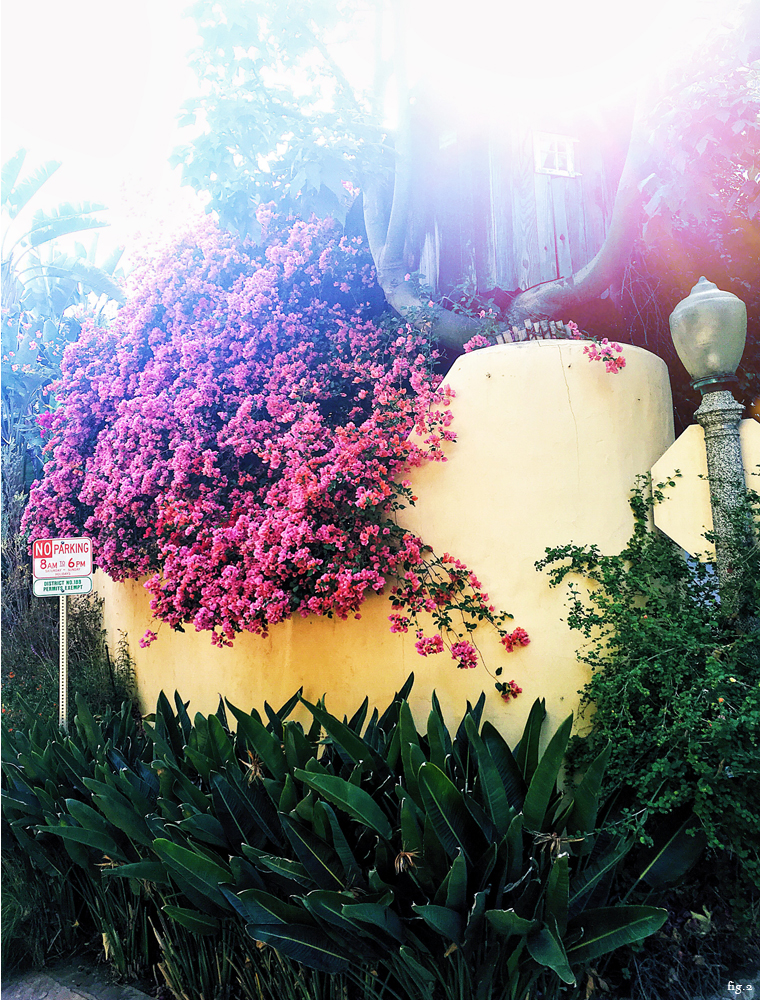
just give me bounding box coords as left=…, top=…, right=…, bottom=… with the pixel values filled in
left=450, top=640, right=478, bottom=669
left=22, top=211, right=454, bottom=646
left=499, top=679, right=522, bottom=701
left=501, top=627, right=531, bottom=652
left=583, top=337, right=626, bottom=373
left=23, top=210, right=528, bottom=702
left=463, top=334, right=491, bottom=354
left=414, top=631, right=444, bottom=656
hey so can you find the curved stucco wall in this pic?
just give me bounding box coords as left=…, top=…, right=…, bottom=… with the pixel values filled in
left=95, top=340, right=674, bottom=742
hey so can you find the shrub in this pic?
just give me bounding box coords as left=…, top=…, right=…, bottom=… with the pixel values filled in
left=0, top=838, right=80, bottom=971
left=2, top=681, right=668, bottom=999
left=537, top=478, right=760, bottom=890
left=2, top=467, right=135, bottom=732
left=1, top=409, right=137, bottom=971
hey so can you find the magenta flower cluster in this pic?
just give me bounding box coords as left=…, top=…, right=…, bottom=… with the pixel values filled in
left=583, top=338, right=626, bottom=373
left=501, top=626, right=531, bottom=652
left=463, top=334, right=492, bottom=354
left=22, top=211, right=457, bottom=647
left=496, top=679, right=523, bottom=702
left=450, top=640, right=479, bottom=669
left=568, top=323, right=627, bottom=373
left=414, top=631, right=445, bottom=656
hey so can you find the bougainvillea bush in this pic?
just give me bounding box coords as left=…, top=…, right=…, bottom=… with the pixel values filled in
left=22, top=210, right=525, bottom=677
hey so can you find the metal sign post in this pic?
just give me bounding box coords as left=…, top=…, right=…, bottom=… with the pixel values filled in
left=59, top=594, right=68, bottom=731
left=32, top=537, right=93, bottom=731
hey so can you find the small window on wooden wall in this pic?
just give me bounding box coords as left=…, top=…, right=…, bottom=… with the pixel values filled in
left=533, top=133, right=578, bottom=177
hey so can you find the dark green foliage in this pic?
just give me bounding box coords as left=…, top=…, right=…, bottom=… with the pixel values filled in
left=2, top=680, right=669, bottom=999
left=0, top=582, right=135, bottom=734
left=537, top=477, right=760, bottom=890
left=0, top=474, right=137, bottom=975
left=0, top=836, right=80, bottom=971
left=1, top=466, right=136, bottom=734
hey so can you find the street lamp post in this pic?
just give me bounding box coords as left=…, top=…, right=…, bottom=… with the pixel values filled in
left=669, top=277, right=750, bottom=617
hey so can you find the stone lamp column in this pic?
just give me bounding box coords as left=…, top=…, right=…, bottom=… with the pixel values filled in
left=669, top=277, right=751, bottom=616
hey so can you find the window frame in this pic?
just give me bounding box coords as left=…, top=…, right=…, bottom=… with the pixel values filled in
left=533, top=132, right=580, bottom=178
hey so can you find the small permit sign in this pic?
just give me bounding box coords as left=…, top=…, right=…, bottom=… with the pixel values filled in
left=33, top=577, right=94, bottom=597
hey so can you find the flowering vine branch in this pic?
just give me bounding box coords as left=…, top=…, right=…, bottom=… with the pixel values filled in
left=388, top=549, right=528, bottom=702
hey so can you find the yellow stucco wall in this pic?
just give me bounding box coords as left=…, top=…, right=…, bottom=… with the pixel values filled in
left=651, top=419, right=760, bottom=559
left=95, top=340, right=674, bottom=742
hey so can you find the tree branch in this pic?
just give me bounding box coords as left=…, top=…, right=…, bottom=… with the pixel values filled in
left=304, top=21, right=365, bottom=115
left=381, top=0, right=413, bottom=270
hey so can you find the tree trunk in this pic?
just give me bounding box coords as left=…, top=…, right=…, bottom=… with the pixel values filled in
left=502, top=117, right=651, bottom=327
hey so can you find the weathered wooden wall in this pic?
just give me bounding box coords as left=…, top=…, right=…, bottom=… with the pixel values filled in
left=414, top=103, right=625, bottom=299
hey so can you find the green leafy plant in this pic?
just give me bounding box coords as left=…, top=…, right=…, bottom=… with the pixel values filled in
left=1, top=148, right=124, bottom=488
left=0, top=836, right=81, bottom=971
left=2, top=680, right=668, bottom=998
left=536, top=476, right=760, bottom=891
left=0, top=556, right=136, bottom=736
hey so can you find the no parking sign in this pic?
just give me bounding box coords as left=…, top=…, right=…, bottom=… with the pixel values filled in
left=31, top=537, right=94, bottom=729
left=32, top=537, right=93, bottom=595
